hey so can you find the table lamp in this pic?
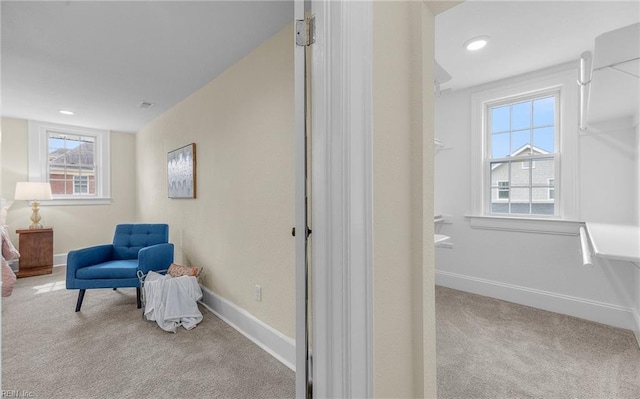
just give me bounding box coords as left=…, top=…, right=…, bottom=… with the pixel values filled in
left=14, top=182, right=53, bottom=229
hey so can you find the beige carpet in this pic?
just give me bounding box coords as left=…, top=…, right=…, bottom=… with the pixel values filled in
left=436, top=286, right=640, bottom=399
left=1, top=267, right=294, bottom=398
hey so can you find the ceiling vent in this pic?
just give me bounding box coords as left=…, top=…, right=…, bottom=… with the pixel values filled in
left=138, top=101, right=155, bottom=109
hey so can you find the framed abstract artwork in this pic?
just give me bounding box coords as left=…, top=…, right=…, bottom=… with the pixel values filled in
left=167, top=143, right=196, bottom=199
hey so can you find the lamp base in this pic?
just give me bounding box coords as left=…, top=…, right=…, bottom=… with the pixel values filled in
left=29, top=200, right=43, bottom=229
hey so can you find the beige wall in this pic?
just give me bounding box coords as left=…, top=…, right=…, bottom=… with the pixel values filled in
left=0, top=118, right=137, bottom=255
left=2, top=7, right=440, bottom=393
left=135, top=25, right=295, bottom=338
left=373, top=2, right=436, bottom=397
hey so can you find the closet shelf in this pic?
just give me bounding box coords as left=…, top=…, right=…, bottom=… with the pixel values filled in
left=580, top=22, right=639, bottom=131
left=585, top=223, right=640, bottom=264
left=434, top=234, right=450, bottom=244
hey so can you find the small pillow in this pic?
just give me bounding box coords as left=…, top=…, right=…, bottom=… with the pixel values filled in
left=1, top=227, right=20, bottom=261
left=167, top=263, right=200, bottom=278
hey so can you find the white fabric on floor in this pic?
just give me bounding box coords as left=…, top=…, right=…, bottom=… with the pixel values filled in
left=143, top=271, right=203, bottom=333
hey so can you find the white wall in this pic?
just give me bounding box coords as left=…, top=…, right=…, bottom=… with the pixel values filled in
left=579, top=125, right=638, bottom=224
left=434, top=65, right=639, bottom=331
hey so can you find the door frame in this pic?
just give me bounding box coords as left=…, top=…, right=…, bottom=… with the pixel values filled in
left=308, top=1, right=374, bottom=397
left=294, top=1, right=310, bottom=397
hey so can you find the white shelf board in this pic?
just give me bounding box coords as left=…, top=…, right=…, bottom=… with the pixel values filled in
left=586, top=222, right=640, bottom=263
left=435, top=234, right=450, bottom=244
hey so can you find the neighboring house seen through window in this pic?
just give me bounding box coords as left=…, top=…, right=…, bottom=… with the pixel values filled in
left=49, top=133, right=96, bottom=196
left=28, top=121, right=110, bottom=205
left=497, top=180, right=509, bottom=199
left=73, top=176, right=90, bottom=195
left=488, top=93, right=558, bottom=216
left=470, top=67, right=578, bottom=228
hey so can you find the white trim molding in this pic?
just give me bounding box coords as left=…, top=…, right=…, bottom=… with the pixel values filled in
left=293, top=0, right=309, bottom=396
left=24, top=253, right=66, bottom=269
left=470, top=66, right=579, bottom=223
left=436, top=270, right=639, bottom=332
left=633, top=308, right=640, bottom=349
left=54, top=253, right=67, bottom=267
left=311, top=0, right=374, bottom=397
left=28, top=120, right=111, bottom=205
left=467, top=215, right=582, bottom=235
left=633, top=309, right=640, bottom=347
left=198, top=286, right=296, bottom=371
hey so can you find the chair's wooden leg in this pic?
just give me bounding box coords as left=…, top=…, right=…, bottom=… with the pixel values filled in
left=75, top=289, right=86, bottom=312
left=136, top=287, right=142, bottom=309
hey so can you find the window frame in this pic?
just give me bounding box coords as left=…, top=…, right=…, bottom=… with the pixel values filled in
left=28, top=121, right=111, bottom=205
left=469, top=66, right=579, bottom=232
left=486, top=90, right=560, bottom=217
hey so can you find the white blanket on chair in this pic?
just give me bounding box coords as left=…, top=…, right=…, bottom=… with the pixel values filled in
left=143, top=271, right=203, bottom=333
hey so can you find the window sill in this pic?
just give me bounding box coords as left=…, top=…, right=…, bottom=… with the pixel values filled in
left=40, top=197, right=112, bottom=206
left=466, top=215, right=581, bottom=235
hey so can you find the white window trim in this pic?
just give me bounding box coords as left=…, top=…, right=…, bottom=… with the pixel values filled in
left=470, top=66, right=579, bottom=233
left=28, top=120, right=111, bottom=205
left=487, top=90, right=559, bottom=217
left=548, top=178, right=555, bottom=200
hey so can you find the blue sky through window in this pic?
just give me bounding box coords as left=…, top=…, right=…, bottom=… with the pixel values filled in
left=48, top=134, right=94, bottom=154
left=491, top=96, right=554, bottom=157
left=48, top=138, right=79, bottom=152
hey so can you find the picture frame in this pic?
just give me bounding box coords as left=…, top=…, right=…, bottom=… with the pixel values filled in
left=167, top=143, right=196, bottom=199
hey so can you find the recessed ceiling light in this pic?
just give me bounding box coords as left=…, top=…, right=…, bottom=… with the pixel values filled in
left=59, top=110, right=75, bottom=115
left=464, top=36, right=490, bottom=51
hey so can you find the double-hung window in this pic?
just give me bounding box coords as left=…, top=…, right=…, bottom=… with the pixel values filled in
left=48, top=133, right=96, bottom=196
left=28, top=121, right=111, bottom=205
left=470, top=67, right=578, bottom=229
left=488, top=92, right=558, bottom=216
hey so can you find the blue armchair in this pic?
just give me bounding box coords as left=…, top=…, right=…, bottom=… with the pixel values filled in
left=66, top=224, right=174, bottom=312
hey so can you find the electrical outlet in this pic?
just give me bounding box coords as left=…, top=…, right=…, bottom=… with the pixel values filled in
left=254, top=285, right=262, bottom=302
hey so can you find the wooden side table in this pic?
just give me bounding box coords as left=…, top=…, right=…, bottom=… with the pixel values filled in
left=15, top=228, right=53, bottom=278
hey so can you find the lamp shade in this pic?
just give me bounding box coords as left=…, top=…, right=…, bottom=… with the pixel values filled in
left=14, top=182, right=53, bottom=201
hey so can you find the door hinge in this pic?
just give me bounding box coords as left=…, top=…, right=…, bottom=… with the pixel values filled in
left=296, top=16, right=315, bottom=47
left=291, top=226, right=312, bottom=238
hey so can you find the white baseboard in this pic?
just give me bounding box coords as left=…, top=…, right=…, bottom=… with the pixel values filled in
left=198, top=285, right=296, bottom=371
left=436, top=270, right=639, bottom=332
left=53, top=256, right=300, bottom=357
left=14, top=253, right=66, bottom=270
left=54, top=253, right=67, bottom=267
left=633, top=308, right=640, bottom=349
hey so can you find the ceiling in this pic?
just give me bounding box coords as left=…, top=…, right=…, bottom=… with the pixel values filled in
left=3, top=1, right=638, bottom=133
left=435, top=0, right=640, bottom=92
left=1, top=1, right=293, bottom=133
